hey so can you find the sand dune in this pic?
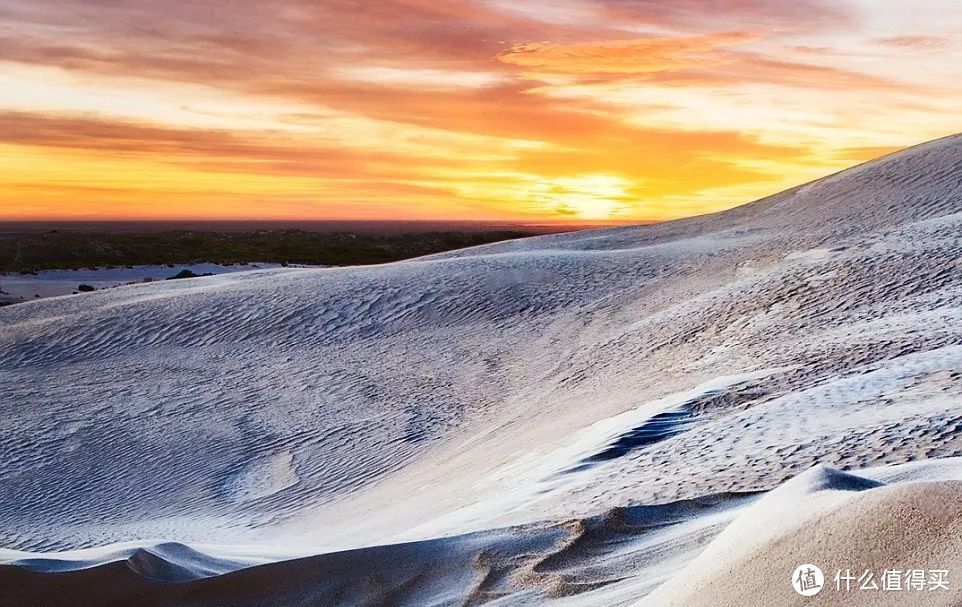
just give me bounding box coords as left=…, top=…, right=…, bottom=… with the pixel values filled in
left=2, top=135, right=962, bottom=605
left=645, top=464, right=962, bottom=607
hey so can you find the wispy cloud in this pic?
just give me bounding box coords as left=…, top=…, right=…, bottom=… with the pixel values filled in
left=498, top=32, right=757, bottom=76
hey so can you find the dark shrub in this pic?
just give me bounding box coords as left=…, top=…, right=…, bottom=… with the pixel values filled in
left=166, top=269, right=214, bottom=280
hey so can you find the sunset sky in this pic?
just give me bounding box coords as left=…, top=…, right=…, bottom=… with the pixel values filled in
left=1, top=1, right=960, bottom=223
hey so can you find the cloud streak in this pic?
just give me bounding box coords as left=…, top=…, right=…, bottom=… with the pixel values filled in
left=498, top=32, right=758, bottom=76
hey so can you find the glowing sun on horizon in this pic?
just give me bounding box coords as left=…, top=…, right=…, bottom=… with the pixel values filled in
left=532, top=174, right=633, bottom=220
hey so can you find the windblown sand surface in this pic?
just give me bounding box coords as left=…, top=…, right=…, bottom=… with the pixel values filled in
left=645, top=466, right=962, bottom=607
left=2, top=135, right=962, bottom=605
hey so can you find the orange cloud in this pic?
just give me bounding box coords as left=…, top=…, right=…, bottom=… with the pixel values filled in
left=875, top=35, right=950, bottom=48
left=498, top=32, right=757, bottom=76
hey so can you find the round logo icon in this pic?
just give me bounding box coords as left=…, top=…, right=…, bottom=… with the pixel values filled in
left=792, top=564, right=824, bottom=596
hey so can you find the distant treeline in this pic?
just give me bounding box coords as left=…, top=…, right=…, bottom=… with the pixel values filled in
left=0, top=229, right=534, bottom=272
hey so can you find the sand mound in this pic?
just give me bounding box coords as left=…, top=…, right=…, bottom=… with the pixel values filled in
left=643, top=466, right=962, bottom=606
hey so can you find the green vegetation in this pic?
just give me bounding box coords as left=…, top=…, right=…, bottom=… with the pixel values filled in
left=0, top=229, right=533, bottom=272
